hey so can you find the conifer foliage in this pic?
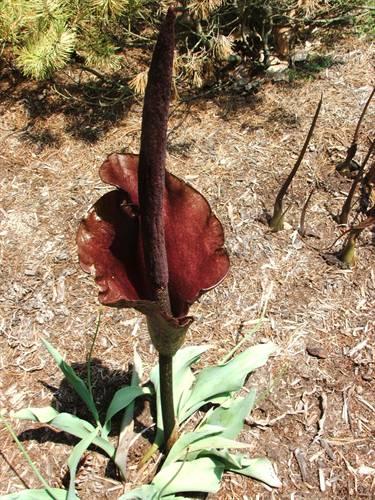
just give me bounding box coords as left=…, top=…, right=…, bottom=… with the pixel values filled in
left=0, top=0, right=142, bottom=79
left=0, top=0, right=370, bottom=83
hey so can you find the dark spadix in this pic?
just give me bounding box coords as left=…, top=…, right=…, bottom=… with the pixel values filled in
left=77, top=8, right=229, bottom=356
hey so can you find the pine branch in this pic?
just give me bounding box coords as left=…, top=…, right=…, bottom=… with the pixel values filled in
left=90, top=0, right=132, bottom=19
left=17, top=21, right=76, bottom=78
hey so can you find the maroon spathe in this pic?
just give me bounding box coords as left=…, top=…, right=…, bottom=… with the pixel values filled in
left=77, top=153, right=229, bottom=320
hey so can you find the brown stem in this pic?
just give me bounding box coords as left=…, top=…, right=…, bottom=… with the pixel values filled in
left=338, top=140, right=375, bottom=225
left=269, top=95, right=322, bottom=231
left=338, top=176, right=361, bottom=226
left=360, top=158, right=375, bottom=213
left=338, top=87, right=375, bottom=175
left=352, top=86, right=375, bottom=145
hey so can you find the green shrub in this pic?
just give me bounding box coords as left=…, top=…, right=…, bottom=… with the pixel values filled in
left=0, top=0, right=372, bottom=82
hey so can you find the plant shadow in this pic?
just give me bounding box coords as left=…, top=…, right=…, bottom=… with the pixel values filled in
left=0, top=63, right=135, bottom=147
left=17, top=358, right=155, bottom=458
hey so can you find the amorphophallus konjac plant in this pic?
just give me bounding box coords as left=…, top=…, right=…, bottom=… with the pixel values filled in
left=77, top=7, right=229, bottom=449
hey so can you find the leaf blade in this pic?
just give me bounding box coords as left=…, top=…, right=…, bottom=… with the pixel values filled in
left=0, top=489, right=69, bottom=500
left=67, top=429, right=99, bottom=499
left=14, top=409, right=115, bottom=458
left=228, top=456, right=282, bottom=488
left=42, top=340, right=99, bottom=423
left=103, top=385, right=150, bottom=438
left=153, top=457, right=224, bottom=496
left=199, top=390, right=257, bottom=440
left=181, top=343, right=276, bottom=419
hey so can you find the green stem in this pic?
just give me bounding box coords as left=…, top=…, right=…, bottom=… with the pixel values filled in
left=159, top=353, right=177, bottom=451
left=0, top=414, right=57, bottom=499
left=87, top=310, right=101, bottom=400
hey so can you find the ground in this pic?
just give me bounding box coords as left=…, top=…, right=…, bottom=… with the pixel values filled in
left=0, top=32, right=374, bottom=499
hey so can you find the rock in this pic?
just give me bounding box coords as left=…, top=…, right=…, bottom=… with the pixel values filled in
left=266, top=62, right=289, bottom=75
left=292, top=50, right=309, bottom=63
left=306, top=345, right=328, bottom=359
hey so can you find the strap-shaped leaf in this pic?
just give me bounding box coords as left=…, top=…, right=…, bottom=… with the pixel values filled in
left=52, top=413, right=114, bottom=458
left=42, top=340, right=99, bottom=423
left=67, top=429, right=99, bottom=499
left=118, top=485, right=159, bottom=500
left=103, top=386, right=151, bottom=438
left=115, top=346, right=144, bottom=478
left=197, top=449, right=244, bottom=469
left=227, top=456, right=282, bottom=488
left=119, top=486, right=193, bottom=499
left=14, top=409, right=114, bottom=458
left=173, top=345, right=211, bottom=419
left=181, top=343, right=276, bottom=419
left=196, top=450, right=281, bottom=488
left=163, top=425, right=250, bottom=468
left=14, top=407, right=60, bottom=422
left=149, top=345, right=210, bottom=450
left=0, top=489, right=70, bottom=500
left=198, top=390, right=257, bottom=440
left=153, top=457, right=224, bottom=496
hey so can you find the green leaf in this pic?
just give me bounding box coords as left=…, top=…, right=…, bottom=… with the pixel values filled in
left=197, top=451, right=281, bottom=488
left=14, top=409, right=114, bottom=458
left=181, top=343, right=276, bottom=419
left=0, top=489, right=69, bottom=499
left=42, top=340, right=99, bottom=424
left=172, top=345, right=211, bottom=419
left=102, top=386, right=150, bottom=438
left=115, top=346, right=144, bottom=478
left=219, top=319, right=264, bottom=364
left=197, top=449, right=244, bottom=469
left=164, top=426, right=250, bottom=467
left=13, top=407, right=59, bottom=422
left=228, top=456, right=282, bottom=488
left=162, top=497, right=192, bottom=500
left=121, top=488, right=194, bottom=499
left=199, top=390, right=257, bottom=440
left=51, top=413, right=114, bottom=458
left=163, top=425, right=222, bottom=467
left=67, top=429, right=99, bottom=499
left=153, top=457, right=224, bottom=496
left=118, top=485, right=159, bottom=500
left=150, top=345, right=210, bottom=422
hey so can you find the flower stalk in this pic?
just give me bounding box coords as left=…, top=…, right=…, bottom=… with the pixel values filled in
left=269, top=96, right=322, bottom=232
left=336, top=86, right=374, bottom=177
left=338, top=140, right=374, bottom=225
left=137, top=7, right=177, bottom=449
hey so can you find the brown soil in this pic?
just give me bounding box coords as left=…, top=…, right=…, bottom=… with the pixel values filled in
left=0, top=33, right=374, bottom=499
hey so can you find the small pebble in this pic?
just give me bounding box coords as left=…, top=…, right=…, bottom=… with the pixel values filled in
left=362, top=370, right=373, bottom=382
left=306, top=345, right=328, bottom=359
